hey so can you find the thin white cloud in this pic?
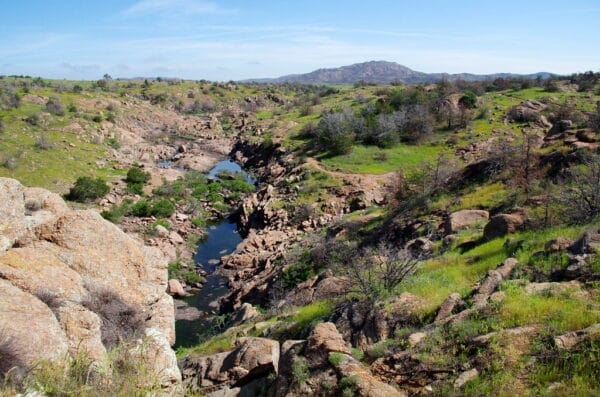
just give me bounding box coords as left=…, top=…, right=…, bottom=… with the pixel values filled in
left=124, top=0, right=232, bottom=16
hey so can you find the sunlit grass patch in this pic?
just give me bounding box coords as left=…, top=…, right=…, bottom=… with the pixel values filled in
left=320, top=143, right=443, bottom=175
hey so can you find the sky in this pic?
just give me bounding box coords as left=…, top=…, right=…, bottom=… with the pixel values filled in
left=1, top=0, right=599, bottom=81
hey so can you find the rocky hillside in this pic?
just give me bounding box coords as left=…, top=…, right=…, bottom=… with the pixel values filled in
left=250, top=60, right=552, bottom=84
left=0, top=177, right=180, bottom=393
left=1, top=72, right=599, bottom=396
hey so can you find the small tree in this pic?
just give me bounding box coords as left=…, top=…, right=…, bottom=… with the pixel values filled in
left=67, top=177, right=110, bottom=202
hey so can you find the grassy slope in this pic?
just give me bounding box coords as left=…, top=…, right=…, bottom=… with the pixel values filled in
left=2, top=77, right=599, bottom=395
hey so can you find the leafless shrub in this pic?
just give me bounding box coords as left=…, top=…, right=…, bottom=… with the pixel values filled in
left=45, top=95, right=65, bottom=116
left=0, top=328, right=25, bottom=383
left=82, top=282, right=145, bottom=348
left=33, top=288, right=63, bottom=312
left=558, top=152, right=600, bottom=223
left=590, top=102, right=600, bottom=132
left=35, top=135, right=54, bottom=150
left=1, top=150, right=23, bottom=170
left=336, top=243, right=419, bottom=304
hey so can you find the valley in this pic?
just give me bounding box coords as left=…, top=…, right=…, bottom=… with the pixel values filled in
left=1, top=72, right=600, bottom=396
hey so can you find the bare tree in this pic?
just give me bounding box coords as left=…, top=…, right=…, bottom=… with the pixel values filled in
left=339, top=243, right=419, bottom=304
left=559, top=152, right=600, bottom=223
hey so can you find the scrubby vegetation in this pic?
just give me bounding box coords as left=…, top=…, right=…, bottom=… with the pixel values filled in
left=2, top=70, right=600, bottom=396
left=66, top=176, right=110, bottom=202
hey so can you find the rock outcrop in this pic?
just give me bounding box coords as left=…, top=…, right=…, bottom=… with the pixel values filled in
left=179, top=337, right=279, bottom=393
left=444, top=209, right=489, bottom=234
left=0, top=178, right=180, bottom=389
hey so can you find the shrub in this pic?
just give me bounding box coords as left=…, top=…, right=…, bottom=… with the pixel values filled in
left=45, top=95, right=65, bottom=116
left=338, top=244, right=419, bottom=304
left=34, top=135, right=53, bottom=150
left=281, top=261, right=313, bottom=289
left=25, top=113, right=40, bottom=125
left=168, top=262, right=203, bottom=284
left=590, top=102, right=600, bottom=133
left=0, top=118, right=5, bottom=134
left=33, top=289, right=63, bottom=312
left=339, top=375, right=359, bottom=397
left=459, top=91, right=477, bottom=109
left=126, top=182, right=144, bottom=195
left=101, top=200, right=133, bottom=223
left=191, top=216, right=206, bottom=227
left=130, top=200, right=152, bottom=217
left=5, top=344, right=162, bottom=395
left=315, top=107, right=358, bottom=155
left=105, top=137, right=121, bottom=149
left=151, top=199, right=175, bottom=218
left=559, top=152, right=600, bottom=223
left=82, top=283, right=145, bottom=348
left=66, top=177, right=110, bottom=202
left=125, top=166, right=150, bottom=195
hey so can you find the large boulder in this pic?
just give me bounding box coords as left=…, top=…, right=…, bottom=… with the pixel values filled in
left=305, top=322, right=351, bottom=367
left=180, top=337, right=279, bottom=392
left=0, top=178, right=178, bottom=388
left=332, top=294, right=423, bottom=350
left=329, top=353, right=406, bottom=397
left=444, top=210, right=489, bottom=234
left=483, top=211, right=526, bottom=240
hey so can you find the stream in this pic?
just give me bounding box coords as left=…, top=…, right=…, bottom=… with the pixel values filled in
left=174, top=160, right=254, bottom=348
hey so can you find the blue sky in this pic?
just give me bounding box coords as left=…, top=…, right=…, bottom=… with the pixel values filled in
left=1, top=0, right=599, bottom=80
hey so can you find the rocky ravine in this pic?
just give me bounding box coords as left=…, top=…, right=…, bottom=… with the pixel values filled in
left=0, top=178, right=180, bottom=391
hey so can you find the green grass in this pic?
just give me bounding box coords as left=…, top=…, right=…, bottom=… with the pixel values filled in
left=178, top=332, right=235, bottom=357
left=498, top=281, right=600, bottom=333
left=397, top=224, right=585, bottom=317
left=295, top=166, right=342, bottom=204
left=452, top=182, right=509, bottom=211
left=320, top=143, right=443, bottom=175
left=287, top=300, right=333, bottom=329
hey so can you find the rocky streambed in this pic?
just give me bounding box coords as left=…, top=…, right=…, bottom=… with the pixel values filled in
left=174, top=160, right=254, bottom=347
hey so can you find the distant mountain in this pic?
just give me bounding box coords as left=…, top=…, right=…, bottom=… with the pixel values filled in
left=247, top=61, right=553, bottom=85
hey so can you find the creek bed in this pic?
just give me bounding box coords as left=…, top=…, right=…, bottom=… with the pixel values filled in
left=174, top=160, right=251, bottom=348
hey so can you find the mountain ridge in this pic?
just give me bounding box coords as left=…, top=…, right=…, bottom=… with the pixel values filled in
left=246, top=60, right=554, bottom=84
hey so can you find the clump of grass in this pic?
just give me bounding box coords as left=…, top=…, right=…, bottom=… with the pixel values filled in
left=328, top=352, right=346, bottom=366
left=185, top=332, right=234, bottom=357
left=288, top=301, right=332, bottom=330
left=291, top=356, right=310, bottom=386
left=4, top=343, right=163, bottom=396
left=339, top=375, right=359, bottom=397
